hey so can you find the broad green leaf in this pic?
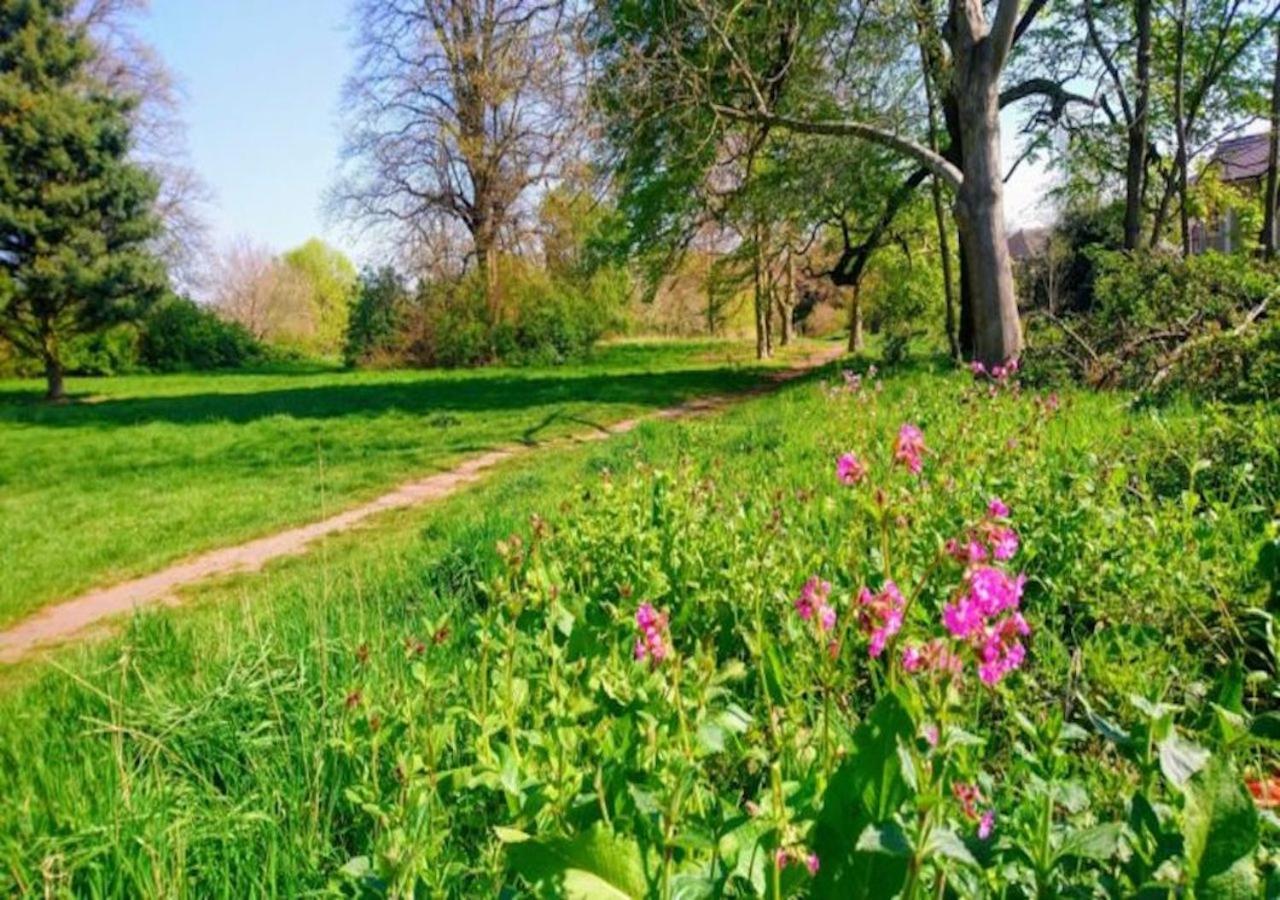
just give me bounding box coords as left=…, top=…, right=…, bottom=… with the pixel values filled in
left=923, top=828, right=977, bottom=868
left=503, top=824, right=649, bottom=899
left=1158, top=734, right=1209, bottom=789
left=1056, top=822, right=1124, bottom=862
left=1183, top=757, right=1260, bottom=900
left=1249, top=712, right=1280, bottom=742
left=855, top=821, right=912, bottom=857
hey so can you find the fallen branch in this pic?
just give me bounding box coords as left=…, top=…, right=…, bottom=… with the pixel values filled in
left=1148, top=295, right=1272, bottom=390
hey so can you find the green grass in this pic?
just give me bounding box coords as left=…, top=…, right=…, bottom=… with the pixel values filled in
left=0, top=338, right=826, bottom=625
left=0, top=348, right=1276, bottom=895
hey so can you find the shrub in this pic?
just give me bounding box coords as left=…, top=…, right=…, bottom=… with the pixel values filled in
left=344, top=266, right=410, bottom=367
left=1024, top=249, right=1279, bottom=400
left=137, top=296, right=267, bottom=371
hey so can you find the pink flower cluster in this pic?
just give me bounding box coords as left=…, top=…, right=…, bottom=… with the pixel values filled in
left=942, top=566, right=1030, bottom=685
left=836, top=452, right=866, bottom=485
left=857, top=581, right=904, bottom=657
left=775, top=849, right=820, bottom=875
left=893, top=424, right=926, bottom=475
left=969, top=358, right=1019, bottom=382
left=633, top=603, right=670, bottom=666
left=795, top=576, right=837, bottom=633
left=946, top=497, right=1019, bottom=563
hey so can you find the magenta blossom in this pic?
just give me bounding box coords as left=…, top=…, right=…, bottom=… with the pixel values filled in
left=795, top=577, right=837, bottom=636
left=942, top=566, right=1031, bottom=685
left=978, top=810, right=996, bottom=840
left=990, top=526, right=1019, bottom=561
left=633, top=603, right=670, bottom=666
left=857, top=581, right=905, bottom=657
left=806, top=853, right=820, bottom=876
left=836, top=452, right=866, bottom=486
left=893, top=424, right=926, bottom=475
left=987, top=497, right=1010, bottom=519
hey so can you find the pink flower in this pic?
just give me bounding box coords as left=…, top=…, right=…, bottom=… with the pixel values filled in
left=941, top=567, right=1031, bottom=685
left=818, top=603, right=838, bottom=633
left=969, top=360, right=986, bottom=376
left=953, top=782, right=981, bottom=819
left=858, top=581, right=905, bottom=657
left=775, top=849, right=789, bottom=869
left=987, top=497, right=1010, bottom=519
left=990, top=527, right=1019, bottom=561
left=633, top=603, right=670, bottom=666
left=978, top=809, right=996, bottom=840
left=794, top=576, right=831, bottom=621
left=806, top=853, right=820, bottom=876
left=893, top=424, right=926, bottom=475
left=923, top=724, right=940, bottom=747
left=836, top=452, right=866, bottom=485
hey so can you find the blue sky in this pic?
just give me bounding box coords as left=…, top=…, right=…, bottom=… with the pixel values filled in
left=136, top=0, right=1053, bottom=263
left=138, top=0, right=355, bottom=256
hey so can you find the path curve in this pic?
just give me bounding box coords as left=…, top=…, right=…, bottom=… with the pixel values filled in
left=0, top=346, right=843, bottom=664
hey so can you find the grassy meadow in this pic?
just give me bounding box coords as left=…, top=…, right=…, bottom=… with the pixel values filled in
left=0, top=339, right=825, bottom=626
left=1, top=345, right=1277, bottom=896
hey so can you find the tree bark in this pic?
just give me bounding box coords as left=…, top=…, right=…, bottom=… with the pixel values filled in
left=777, top=248, right=795, bottom=346
left=753, top=226, right=771, bottom=359
left=847, top=285, right=864, bottom=352
left=950, top=0, right=1023, bottom=365
left=1264, top=27, right=1280, bottom=259
left=1123, top=0, right=1153, bottom=250
left=1174, top=0, right=1191, bottom=257
left=42, top=339, right=64, bottom=402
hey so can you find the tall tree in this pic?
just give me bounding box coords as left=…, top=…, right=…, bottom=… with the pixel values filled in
left=334, top=0, right=583, bottom=321
left=0, top=0, right=164, bottom=399
left=1263, top=25, right=1280, bottom=258
left=283, top=238, right=358, bottom=355
left=598, top=0, right=1034, bottom=365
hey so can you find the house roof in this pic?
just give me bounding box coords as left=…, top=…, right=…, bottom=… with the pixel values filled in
left=1207, top=132, right=1272, bottom=183
left=1007, top=226, right=1050, bottom=261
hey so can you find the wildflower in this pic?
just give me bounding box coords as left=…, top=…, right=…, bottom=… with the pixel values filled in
left=633, top=603, right=670, bottom=666
left=893, top=424, right=926, bottom=475
left=946, top=537, right=989, bottom=564
left=978, top=810, right=996, bottom=840
left=794, top=576, right=831, bottom=621
left=774, top=849, right=789, bottom=869
left=942, top=567, right=1031, bottom=685
left=922, top=724, right=940, bottom=747
left=836, top=452, right=866, bottom=485
left=841, top=369, right=862, bottom=392
left=1247, top=776, right=1280, bottom=808
left=795, top=577, right=837, bottom=638
left=806, top=853, right=820, bottom=876
left=969, top=360, right=986, bottom=377
left=990, top=526, right=1019, bottom=561
left=857, top=581, right=905, bottom=657
left=987, top=497, right=1010, bottom=519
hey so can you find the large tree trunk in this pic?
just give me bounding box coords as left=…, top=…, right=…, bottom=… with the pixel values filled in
left=43, top=351, right=64, bottom=402
left=1264, top=27, right=1280, bottom=259
left=1123, top=0, right=1153, bottom=250
left=952, top=62, right=1022, bottom=364
left=847, top=286, right=864, bottom=351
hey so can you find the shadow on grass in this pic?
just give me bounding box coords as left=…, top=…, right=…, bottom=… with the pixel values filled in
left=0, top=365, right=772, bottom=430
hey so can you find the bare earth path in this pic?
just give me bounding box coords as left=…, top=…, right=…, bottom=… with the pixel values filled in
left=0, top=346, right=842, bottom=664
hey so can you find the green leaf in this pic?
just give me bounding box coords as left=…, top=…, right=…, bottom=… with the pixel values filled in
left=855, top=822, right=912, bottom=857
left=1056, top=822, right=1124, bottom=862
left=922, top=828, right=977, bottom=868
left=1250, top=712, right=1280, bottom=742
left=1183, top=757, right=1260, bottom=899
left=811, top=693, right=914, bottom=899
left=503, top=824, right=650, bottom=899
left=1158, top=734, right=1209, bottom=789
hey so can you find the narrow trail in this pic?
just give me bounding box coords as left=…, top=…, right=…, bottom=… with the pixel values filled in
left=0, top=346, right=842, bottom=665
